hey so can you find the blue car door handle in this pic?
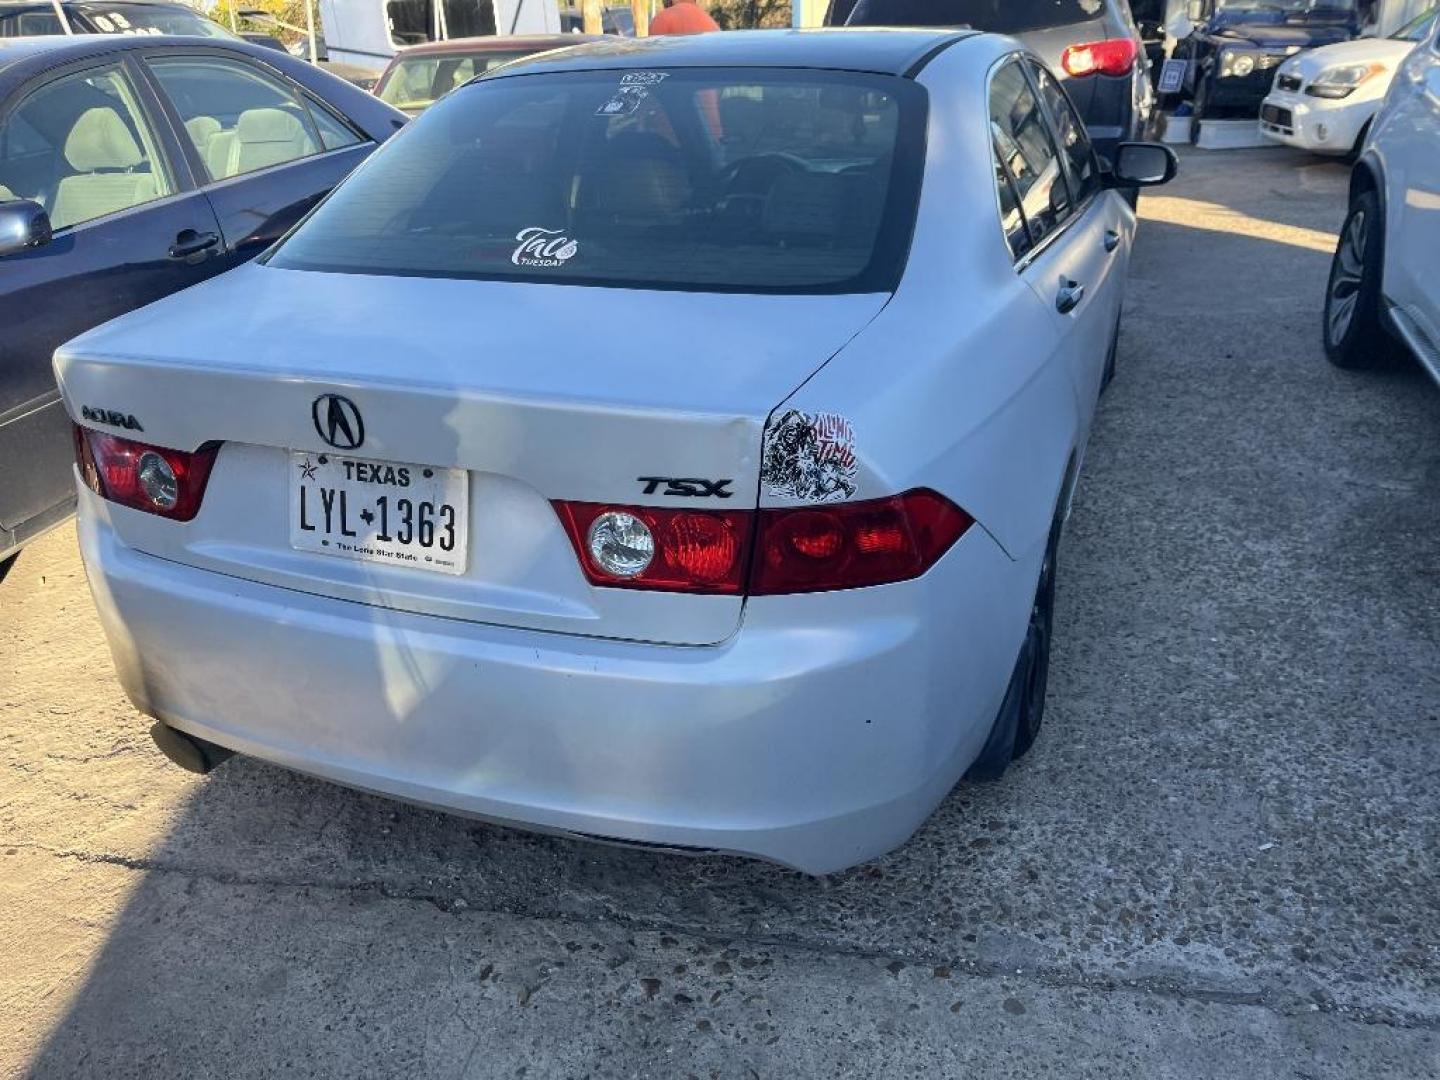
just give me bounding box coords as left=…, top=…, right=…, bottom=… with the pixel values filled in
left=1103, top=229, right=1121, bottom=253
left=1056, top=277, right=1085, bottom=314
left=169, top=229, right=220, bottom=260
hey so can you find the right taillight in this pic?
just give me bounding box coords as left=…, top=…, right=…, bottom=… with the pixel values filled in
left=751, top=489, right=972, bottom=595
left=1062, top=38, right=1138, bottom=78
left=74, top=425, right=219, bottom=522
left=553, top=489, right=971, bottom=597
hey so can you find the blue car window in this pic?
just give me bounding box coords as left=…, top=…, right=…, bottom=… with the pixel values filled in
left=148, top=57, right=326, bottom=181
left=1, top=65, right=173, bottom=230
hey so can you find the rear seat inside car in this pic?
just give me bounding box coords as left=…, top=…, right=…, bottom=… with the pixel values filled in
left=50, top=106, right=157, bottom=228
left=182, top=107, right=318, bottom=182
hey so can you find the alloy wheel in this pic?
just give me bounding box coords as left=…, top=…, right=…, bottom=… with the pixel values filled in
left=1327, top=208, right=1367, bottom=346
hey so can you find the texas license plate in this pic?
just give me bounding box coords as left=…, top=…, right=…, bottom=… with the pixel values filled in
left=288, top=451, right=469, bottom=575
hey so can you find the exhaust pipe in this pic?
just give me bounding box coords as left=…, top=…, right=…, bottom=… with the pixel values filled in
left=149, top=721, right=234, bottom=775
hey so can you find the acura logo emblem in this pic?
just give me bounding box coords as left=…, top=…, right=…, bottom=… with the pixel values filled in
left=312, top=394, right=364, bottom=450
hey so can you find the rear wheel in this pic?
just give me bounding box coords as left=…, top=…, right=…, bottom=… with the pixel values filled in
left=1323, top=189, right=1404, bottom=369
left=1009, top=520, right=1058, bottom=761
left=964, top=511, right=1061, bottom=780
left=1100, top=317, right=1121, bottom=395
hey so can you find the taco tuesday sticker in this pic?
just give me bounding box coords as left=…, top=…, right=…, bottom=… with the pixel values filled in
left=511, top=227, right=578, bottom=268
left=762, top=410, right=858, bottom=503
left=596, top=71, right=668, bottom=117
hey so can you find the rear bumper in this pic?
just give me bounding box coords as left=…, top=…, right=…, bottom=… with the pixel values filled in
left=78, top=486, right=1033, bottom=874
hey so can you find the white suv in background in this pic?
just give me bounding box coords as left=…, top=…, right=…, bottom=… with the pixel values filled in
left=1323, top=12, right=1440, bottom=381
left=1262, top=7, right=1436, bottom=158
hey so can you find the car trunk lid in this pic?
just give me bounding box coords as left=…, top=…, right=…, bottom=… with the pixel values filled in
left=56, top=264, right=889, bottom=645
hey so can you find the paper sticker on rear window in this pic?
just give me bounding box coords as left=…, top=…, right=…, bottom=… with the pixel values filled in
left=511, top=226, right=578, bottom=268
left=596, top=71, right=667, bottom=116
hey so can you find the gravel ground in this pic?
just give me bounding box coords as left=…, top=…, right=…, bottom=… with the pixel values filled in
left=2, top=146, right=1438, bottom=1079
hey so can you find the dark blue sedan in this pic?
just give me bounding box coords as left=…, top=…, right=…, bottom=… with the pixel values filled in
left=0, top=34, right=405, bottom=569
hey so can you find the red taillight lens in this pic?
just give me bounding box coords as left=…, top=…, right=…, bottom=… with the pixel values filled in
left=553, top=489, right=971, bottom=596
left=1061, top=38, right=1138, bottom=77
left=553, top=501, right=753, bottom=594
left=751, top=490, right=971, bottom=596
left=73, top=426, right=220, bottom=522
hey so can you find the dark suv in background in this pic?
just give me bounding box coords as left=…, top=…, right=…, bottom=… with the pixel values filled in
left=832, top=0, right=1156, bottom=158
left=1177, top=0, right=1360, bottom=122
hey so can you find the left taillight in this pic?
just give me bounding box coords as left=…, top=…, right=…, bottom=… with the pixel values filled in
left=1061, top=38, right=1139, bottom=78
left=554, top=501, right=754, bottom=594
left=73, top=425, right=220, bottom=522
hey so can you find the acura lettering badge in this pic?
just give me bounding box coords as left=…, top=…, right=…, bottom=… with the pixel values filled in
left=312, top=394, right=364, bottom=450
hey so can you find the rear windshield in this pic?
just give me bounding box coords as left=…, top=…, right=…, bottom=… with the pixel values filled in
left=846, top=0, right=1105, bottom=32
left=267, top=68, right=926, bottom=294
left=77, top=4, right=236, bottom=37
left=378, top=51, right=541, bottom=110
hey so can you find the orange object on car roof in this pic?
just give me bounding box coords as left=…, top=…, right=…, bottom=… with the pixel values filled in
left=648, top=0, right=720, bottom=35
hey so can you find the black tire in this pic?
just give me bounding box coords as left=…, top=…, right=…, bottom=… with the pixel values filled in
left=1100, top=317, right=1120, bottom=395
left=1323, top=188, right=1404, bottom=369
left=1009, top=518, right=1058, bottom=761
left=962, top=510, right=1062, bottom=780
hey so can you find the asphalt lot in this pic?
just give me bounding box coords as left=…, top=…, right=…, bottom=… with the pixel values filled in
left=2, top=145, right=1438, bottom=1079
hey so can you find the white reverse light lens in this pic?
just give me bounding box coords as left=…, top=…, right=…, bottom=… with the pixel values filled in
left=137, top=451, right=178, bottom=510
left=587, top=511, right=654, bottom=578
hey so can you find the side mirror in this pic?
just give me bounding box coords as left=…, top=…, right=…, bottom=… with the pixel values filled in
left=0, top=199, right=52, bottom=257
left=1186, top=0, right=1206, bottom=22
left=1107, top=142, right=1179, bottom=188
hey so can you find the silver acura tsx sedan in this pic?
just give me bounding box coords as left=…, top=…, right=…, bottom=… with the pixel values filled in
left=56, top=29, right=1175, bottom=873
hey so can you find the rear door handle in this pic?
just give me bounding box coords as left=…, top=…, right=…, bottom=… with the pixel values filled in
left=169, top=229, right=220, bottom=260
left=1104, top=229, right=1121, bottom=253
left=1056, top=277, right=1085, bottom=314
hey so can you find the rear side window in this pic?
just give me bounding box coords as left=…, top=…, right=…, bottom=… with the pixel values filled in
left=1, top=11, right=64, bottom=34
left=148, top=57, right=349, bottom=181
left=1027, top=59, right=1098, bottom=206
left=268, top=68, right=927, bottom=294
left=847, top=0, right=1106, bottom=32
left=989, top=59, right=1070, bottom=251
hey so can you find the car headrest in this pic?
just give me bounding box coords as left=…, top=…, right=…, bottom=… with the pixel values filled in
left=64, top=107, right=143, bottom=172
left=235, top=107, right=308, bottom=147
left=184, top=115, right=221, bottom=147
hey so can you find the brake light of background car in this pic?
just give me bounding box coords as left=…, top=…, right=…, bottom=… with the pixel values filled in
left=74, top=426, right=220, bottom=522
left=1061, top=38, right=1139, bottom=78
left=553, top=490, right=972, bottom=596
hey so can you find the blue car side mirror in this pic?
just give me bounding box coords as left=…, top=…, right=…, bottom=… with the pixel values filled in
left=0, top=199, right=51, bottom=258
